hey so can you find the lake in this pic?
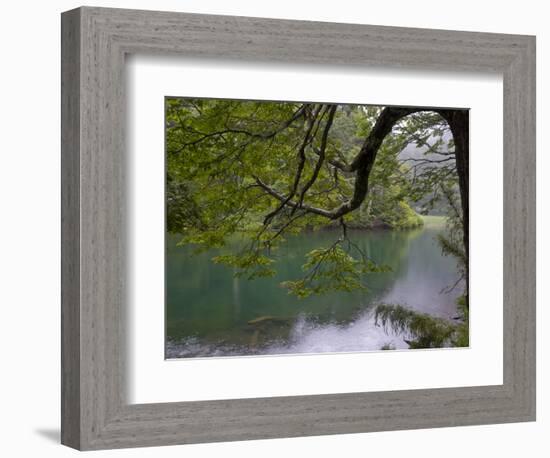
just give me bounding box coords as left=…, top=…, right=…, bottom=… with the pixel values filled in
left=165, top=218, right=463, bottom=358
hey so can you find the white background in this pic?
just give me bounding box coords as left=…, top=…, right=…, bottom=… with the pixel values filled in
left=128, top=58, right=503, bottom=403
left=0, top=1, right=546, bottom=457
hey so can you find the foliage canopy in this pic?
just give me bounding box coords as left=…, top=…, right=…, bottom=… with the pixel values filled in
left=166, top=98, right=463, bottom=298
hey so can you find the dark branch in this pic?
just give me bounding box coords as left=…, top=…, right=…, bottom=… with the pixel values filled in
left=172, top=104, right=308, bottom=153
left=258, top=107, right=440, bottom=221
left=326, top=107, right=424, bottom=219
left=296, top=105, right=337, bottom=211
left=254, top=177, right=334, bottom=219
left=263, top=104, right=324, bottom=224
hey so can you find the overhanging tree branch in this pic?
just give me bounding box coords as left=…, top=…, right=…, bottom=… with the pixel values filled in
left=171, top=103, right=309, bottom=154
left=296, top=104, right=338, bottom=211
left=263, top=104, right=324, bottom=224
left=254, top=176, right=334, bottom=219
left=258, top=107, right=444, bottom=221
left=168, top=99, right=470, bottom=300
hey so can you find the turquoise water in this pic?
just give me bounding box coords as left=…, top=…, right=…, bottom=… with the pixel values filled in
left=166, top=224, right=462, bottom=358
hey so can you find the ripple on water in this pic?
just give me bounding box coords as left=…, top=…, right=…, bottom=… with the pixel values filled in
left=166, top=309, right=409, bottom=359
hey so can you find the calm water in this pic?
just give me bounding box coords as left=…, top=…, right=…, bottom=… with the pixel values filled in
left=166, top=221, right=462, bottom=358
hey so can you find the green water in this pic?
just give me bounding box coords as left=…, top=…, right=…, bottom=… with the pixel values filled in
left=166, top=222, right=462, bottom=358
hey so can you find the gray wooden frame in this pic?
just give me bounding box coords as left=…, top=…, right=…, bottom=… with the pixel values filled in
left=61, top=6, right=536, bottom=451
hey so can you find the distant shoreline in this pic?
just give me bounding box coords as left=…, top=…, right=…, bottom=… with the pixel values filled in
left=166, top=215, right=448, bottom=241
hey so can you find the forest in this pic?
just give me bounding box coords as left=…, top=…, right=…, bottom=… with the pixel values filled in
left=165, top=98, right=469, bottom=358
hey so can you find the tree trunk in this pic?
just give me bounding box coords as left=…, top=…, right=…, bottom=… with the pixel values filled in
left=439, top=110, right=469, bottom=305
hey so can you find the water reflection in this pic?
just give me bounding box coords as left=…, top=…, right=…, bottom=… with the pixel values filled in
left=166, top=225, right=462, bottom=358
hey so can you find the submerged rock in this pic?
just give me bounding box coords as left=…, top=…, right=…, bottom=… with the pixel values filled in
left=247, top=315, right=289, bottom=326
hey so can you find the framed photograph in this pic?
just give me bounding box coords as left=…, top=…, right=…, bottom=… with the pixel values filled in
left=61, top=6, right=536, bottom=450
left=163, top=97, right=471, bottom=360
